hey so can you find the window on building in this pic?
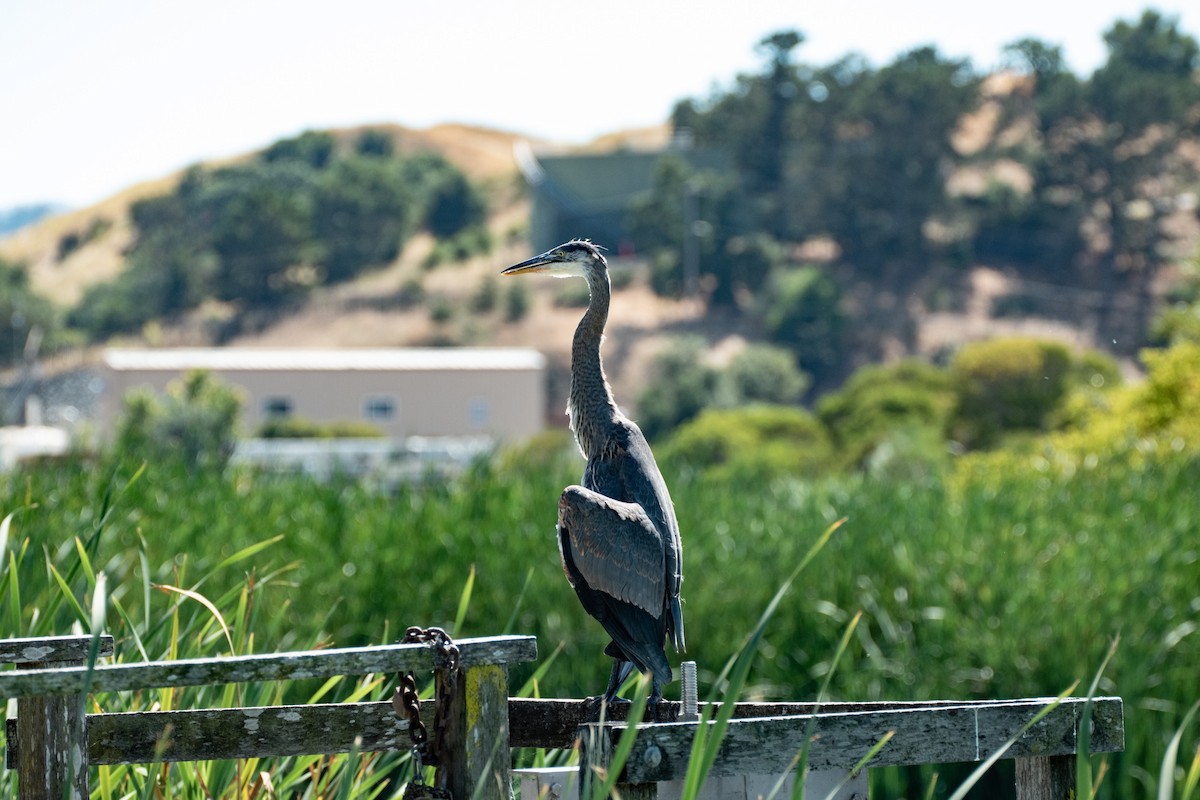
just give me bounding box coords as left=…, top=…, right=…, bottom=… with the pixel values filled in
left=469, top=397, right=490, bottom=427
left=364, top=395, right=396, bottom=421
left=263, top=396, right=293, bottom=419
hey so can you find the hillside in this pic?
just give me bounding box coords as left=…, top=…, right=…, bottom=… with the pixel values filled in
left=0, top=121, right=694, bottom=414
left=0, top=123, right=559, bottom=307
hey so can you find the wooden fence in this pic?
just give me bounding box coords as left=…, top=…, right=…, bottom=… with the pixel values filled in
left=1, top=634, right=1123, bottom=800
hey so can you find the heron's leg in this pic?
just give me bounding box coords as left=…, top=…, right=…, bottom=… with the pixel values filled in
left=648, top=677, right=664, bottom=722
left=602, top=658, right=632, bottom=703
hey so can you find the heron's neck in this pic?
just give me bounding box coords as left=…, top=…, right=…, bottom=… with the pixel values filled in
left=569, top=269, right=618, bottom=457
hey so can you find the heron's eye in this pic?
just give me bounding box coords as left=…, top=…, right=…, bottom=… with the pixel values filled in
left=555, top=251, right=565, bottom=259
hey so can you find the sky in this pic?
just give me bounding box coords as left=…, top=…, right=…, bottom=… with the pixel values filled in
left=2, top=0, right=1199, bottom=211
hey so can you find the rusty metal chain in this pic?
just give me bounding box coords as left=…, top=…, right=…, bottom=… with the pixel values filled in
left=392, top=671, right=427, bottom=746
left=393, top=626, right=460, bottom=798
left=403, top=626, right=460, bottom=676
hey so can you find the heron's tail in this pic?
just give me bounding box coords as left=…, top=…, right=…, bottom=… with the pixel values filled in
left=669, top=596, right=685, bottom=652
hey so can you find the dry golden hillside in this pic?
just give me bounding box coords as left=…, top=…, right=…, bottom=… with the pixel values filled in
left=0, top=123, right=555, bottom=307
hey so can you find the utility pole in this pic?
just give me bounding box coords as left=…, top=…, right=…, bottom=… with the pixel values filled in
left=682, top=180, right=699, bottom=298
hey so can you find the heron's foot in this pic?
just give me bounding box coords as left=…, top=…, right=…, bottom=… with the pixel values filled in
left=581, top=694, right=631, bottom=722
left=648, top=692, right=664, bottom=723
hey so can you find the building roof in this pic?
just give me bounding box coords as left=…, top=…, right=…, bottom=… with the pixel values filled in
left=530, top=150, right=730, bottom=214
left=103, top=348, right=547, bottom=373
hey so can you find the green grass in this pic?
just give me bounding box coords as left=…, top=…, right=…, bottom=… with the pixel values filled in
left=0, top=435, right=1196, bottom=797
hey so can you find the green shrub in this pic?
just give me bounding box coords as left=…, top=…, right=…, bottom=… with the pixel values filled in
left=504, top=282, right=532, bottom=322
left=472, top=276, right=499, bottom=313
left=717, top=343, right=809, bottom=406
left=1130, top=341, right=1200, bottom=442
left=659, top=404, right=834, bottom=480
left=115, top=370, right=242, bottom=469
left=758, top=266, right=847, bottom=384
left=818, top=359, right=956, bottom=467
left=635, top=337, right=720, bottom=439
left=257, top=416, right=384, bottom=439
left=949, top=337, right=1073, bottom=448
left=429, top=295, right=455, bottom=323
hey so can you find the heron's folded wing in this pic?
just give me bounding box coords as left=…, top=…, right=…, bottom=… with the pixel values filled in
left=558, top=485, right=666, bottom=616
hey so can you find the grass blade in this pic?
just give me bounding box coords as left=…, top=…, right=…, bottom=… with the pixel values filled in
left=154, top=583, right=236, bottom=654
left=453, top=563, right=476, bottom=635
left=73, top=536, right=97, bottom=591
left=0, top=511, right=13, bottom=564
left=793, top=611, right=863, bottom=800
left=502, top=567, right=535, bottom=635
left=7, top=550, right=21, bottom=635
left=1078, top=636, right=1120, bottom=800
left=516, top=640, right=565, bottom=698
left=1160, top=700, right=1200, bottom=800
left=213, top=534, right=285, bottom=573
left=47, top=558, right=89, bottom=628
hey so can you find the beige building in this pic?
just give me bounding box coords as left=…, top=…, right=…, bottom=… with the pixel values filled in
left=100, top=348, right=546, bottom=441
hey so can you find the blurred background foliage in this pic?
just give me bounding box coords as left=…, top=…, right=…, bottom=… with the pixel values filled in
left=1, top=337, right=1197, bottom=797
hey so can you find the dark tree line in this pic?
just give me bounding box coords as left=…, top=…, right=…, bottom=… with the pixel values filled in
left=70, top=129, right=488, bottom=339
left=631, top=9, right=1200, bottom=382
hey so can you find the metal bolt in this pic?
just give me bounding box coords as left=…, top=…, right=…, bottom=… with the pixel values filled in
left=680, top=660, right=699, bottom=722
left=548, top=781, right=563, bottom=800
left=642, top=744, right=663, bottom=768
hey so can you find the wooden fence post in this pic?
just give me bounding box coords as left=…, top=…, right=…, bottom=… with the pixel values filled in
left=438, top=663, right=511, bottom=800
left=1015, top=755, right=1076, bottom=800
left=2, top=636, right=114, bottom=800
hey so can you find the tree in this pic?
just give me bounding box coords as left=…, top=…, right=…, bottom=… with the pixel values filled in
left=1092, top=10, right=1200, bottom=132
left=0, top=258, right=61, bottom=368
left=751, top=30, right=806, bottom=236
left=261, top=130, right=336, bottom=169
left=1086, top=11, right=1200, bottom=340
left=758, top=266, right=847, bottom=385
left=997, top=13, right=1200, bottom=347
left=628, top=156, right=742, bottom=303
left=314, top=156, right=415, bottom=281
left=115, top=370, right=242, bottom=469
left=816, top=47, right=979, bottom=275
left=423, top=169, right=488, bottom=239
left=205, top=162, right=320, bottom=305
left=355, top=128, right=396, bottom=158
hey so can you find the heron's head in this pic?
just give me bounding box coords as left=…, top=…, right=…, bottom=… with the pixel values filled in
left=501, top=239, right=607, bottom=280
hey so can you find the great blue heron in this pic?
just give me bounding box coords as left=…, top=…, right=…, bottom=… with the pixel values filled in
left=502, top=239, right=685, bottom=708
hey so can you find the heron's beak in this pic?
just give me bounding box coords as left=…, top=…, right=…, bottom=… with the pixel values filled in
left=501, top=253, right=558, bottom=275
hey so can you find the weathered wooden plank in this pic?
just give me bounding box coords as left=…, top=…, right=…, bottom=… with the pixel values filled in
left=506, top=697, right=1093, bottom=751
left=86, top=701, right=409, bottom=764
left=0, top=635, right=536, bottom=699
left=1015, top=755, right=1076, bottom=800
left=83, top=697, right=974, bottom=764
left=583, top=698, right=1123, bottom=783
left=0, top=636, right=114, bottom=665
